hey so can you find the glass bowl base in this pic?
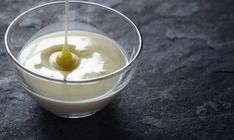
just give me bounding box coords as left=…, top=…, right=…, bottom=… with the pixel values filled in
left=54, top=111, right=98, bottom=118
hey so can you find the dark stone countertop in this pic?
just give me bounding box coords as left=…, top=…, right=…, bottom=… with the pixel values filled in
left=1, top=0, right=234, bottom=139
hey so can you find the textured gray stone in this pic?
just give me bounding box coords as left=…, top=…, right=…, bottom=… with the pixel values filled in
left=1, top=0, right=234, bottom=139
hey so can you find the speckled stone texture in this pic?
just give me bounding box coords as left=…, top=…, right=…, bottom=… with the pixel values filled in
left=1, top=0, right=234, bottom=139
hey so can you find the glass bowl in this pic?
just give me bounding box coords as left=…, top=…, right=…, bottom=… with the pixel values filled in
left=4, top=1, right=142, bottom=118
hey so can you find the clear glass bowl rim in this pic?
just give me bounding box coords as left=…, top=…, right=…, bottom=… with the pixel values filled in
left=4, top=0, right=143, bottom=83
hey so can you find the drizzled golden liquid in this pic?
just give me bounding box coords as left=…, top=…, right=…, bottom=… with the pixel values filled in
left=55, top=0, right=79, bottom=71
left=19, top=0, right=126, bottom=84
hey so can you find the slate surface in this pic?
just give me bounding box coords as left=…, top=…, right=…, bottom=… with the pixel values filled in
left=0, top=0, right=234, bottom=139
